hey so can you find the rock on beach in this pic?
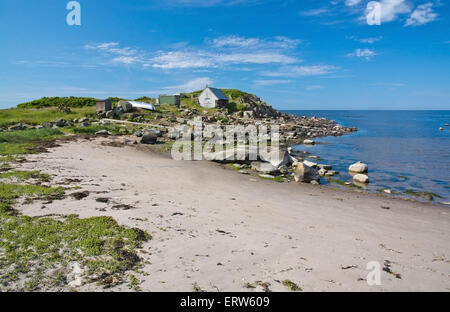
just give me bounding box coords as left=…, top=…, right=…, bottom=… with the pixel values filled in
left=293, top=163, right=320, bottom=183
left=141, top=133, right=158, bottom=145
left=251, top=162, right=279, bottom=175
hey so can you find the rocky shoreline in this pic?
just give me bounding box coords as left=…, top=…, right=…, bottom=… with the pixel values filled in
left=1, top=91, right=363, bottom=196
left=5, top=100, right=445, bottom=204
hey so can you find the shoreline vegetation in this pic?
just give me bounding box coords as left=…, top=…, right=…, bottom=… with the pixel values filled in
left=0, top=90, right=449, bottom=291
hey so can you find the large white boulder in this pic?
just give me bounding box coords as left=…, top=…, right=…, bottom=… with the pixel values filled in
left=349, top=161, right=368, bottom=173
left=259, top=150, right=292, bottom=168
left=303, top=160, right=318, bottom=168
left=353, top=174, right=370, bottom=184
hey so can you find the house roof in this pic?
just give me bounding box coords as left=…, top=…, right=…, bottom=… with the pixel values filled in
left=207, top=87, right=228, bottom=100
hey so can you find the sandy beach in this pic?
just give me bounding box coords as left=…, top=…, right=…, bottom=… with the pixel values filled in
left=9, top=135, right=448, bottom=292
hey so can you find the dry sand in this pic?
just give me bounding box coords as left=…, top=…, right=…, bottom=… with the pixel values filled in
left=15, top=136, right=450, bottom=292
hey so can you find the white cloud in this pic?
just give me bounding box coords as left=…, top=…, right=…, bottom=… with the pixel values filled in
left=86, top=35, right=302, bottom=70
left=348, top=36, right=382, bottom=44
left=298, top=8, right=329, bottom=16
left=381, top=0, right=411, bottom=23
left=216, top=52, right=297, bottom=65
left=211, top=35, right=301, bottom=50
left=253, top=79, right=292, bottom=86
left=405, top=3, right=438, bottom=26
left=163, top=77, right=213, bottom=92
left=150, top=50, right=297, bottom=69
left=112, top=56, right=140, bottom=65
left=359, top=37, right=382, bottom=44
left=348, top=48, right=376, bottom=60
left=345, top=0, right=362, bottom=6
left=151, top=51, right=215, bottom=69
left=212, top=35, right=261, bottom=48
left=362, top=0, right=411, bottom=23
left=263, top=65, right=338, bottom=77
left=95, top=42, right=119, bottom=49
left=85, top=42, right=142, bottom=65
left=151, top=35, right=301, bottom=69
left=84, top=42, right=137, bottom=56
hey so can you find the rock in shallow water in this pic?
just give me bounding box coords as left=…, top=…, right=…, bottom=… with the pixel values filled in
left=353, top=174, right=370, bottom=184
left=349, top=161, right=368, bottom=173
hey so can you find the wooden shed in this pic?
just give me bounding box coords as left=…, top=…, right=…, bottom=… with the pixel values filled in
left=96, top=99, right=112, bottom=112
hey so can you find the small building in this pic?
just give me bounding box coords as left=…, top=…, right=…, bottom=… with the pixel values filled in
left=198, top=87, right=229, bottom=108
left=96, top=99, right=112, bottom=112
left=159, top=94, right=180, bottom=106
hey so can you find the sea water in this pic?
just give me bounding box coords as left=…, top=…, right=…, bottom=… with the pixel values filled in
left=285, top=110, right=450, bottom=204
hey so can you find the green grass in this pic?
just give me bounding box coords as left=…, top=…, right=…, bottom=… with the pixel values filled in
left=129, top=274, right=141, bottom=291
left=0, top=105, right=152, bottom=291
left=157, top=104, right=181, bottom=116
left=0, top=182, right=150, bottom=291
left=282, top=279, right=302, bottom=291
left=133, top=96, right=155, bottom=103
left=0, top=170, right=51, bottom=182
left=69, top=124, right=126, bottom=135
left=0, top=128, right=64, bottom=156
left=404, top=189, right=443, bottom=201
left=226, top=102, right=248, bottom=114
left=0, top=183, right=65, bottom=214
left=0, top=143, right=33, bottom=156
left=326, top=177, right=362, bottom=189
left=180, top=98, right=219, bottom=115
left=17, top=97, right=97, bottom=109
left=180, top=98, right=202, bottom=110
left=192, top=282, right=205, bottom=292
left=0, top=107, right=95, bottom=128
left=0, top=128, right=63, bottom=144
left=0, top=155, right=24, bottom=164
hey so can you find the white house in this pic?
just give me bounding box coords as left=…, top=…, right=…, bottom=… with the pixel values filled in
left=198, top=86, right=229, bottom=108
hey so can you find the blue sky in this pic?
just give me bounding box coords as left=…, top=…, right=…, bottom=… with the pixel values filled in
left=0, top=0, right=448, bottom=110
